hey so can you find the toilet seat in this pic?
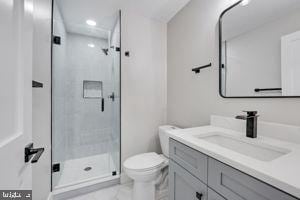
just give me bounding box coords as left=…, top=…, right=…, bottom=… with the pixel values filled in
left=123, top=152, right=165, bottom=172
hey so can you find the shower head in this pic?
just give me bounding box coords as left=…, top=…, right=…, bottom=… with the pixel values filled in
left=102, top=48, right=109, bottom=56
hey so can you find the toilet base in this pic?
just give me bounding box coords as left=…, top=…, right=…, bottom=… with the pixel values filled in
left=132, top=181, right=155, bottom=200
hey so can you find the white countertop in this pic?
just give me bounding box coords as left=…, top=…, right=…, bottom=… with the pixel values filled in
left=168, top=125, right=300, bottom=198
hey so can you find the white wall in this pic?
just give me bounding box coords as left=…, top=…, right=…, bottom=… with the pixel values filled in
left=121, top=11, right=167, bottom=178
left=32, top=0, right=52, bottom=199
left=167, top=0, right=300, bottom=128
left=225, top=11, right=300, bottom=96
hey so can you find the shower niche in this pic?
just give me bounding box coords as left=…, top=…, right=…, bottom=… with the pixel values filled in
left=83, top=81, right=103, bottom=99
left=51, top=0, right=121, bottom=191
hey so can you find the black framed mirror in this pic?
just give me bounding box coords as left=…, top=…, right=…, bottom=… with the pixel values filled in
left=219, top=0, right=300, bottom=98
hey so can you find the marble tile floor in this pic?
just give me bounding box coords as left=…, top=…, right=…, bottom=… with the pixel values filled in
left=66, top=183, right=168, bottom=200
left=66, top=184, right=132, bottom=200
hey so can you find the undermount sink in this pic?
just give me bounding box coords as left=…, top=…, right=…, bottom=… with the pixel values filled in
left=196, top=133, right=291, bottom=161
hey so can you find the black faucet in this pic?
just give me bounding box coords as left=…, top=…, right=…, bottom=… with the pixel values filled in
left=235, top=111, right=259, bottom=138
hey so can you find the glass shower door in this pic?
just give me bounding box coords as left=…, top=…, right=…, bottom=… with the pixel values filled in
left=51, top=0, right=121, bottom=189
left=109, top=29, right=121, bottom=175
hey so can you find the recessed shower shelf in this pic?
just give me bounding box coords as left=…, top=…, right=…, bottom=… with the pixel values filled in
left=83, top=80, right=103, bottom=99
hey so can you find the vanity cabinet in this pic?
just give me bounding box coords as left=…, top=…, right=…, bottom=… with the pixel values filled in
left=169, top=139, right=207, bottom=183
left=169, top=139, right=298, bottom=200
left=169, top=160, right=207, bottom=200
left=207, top=189, right=226, bottom=200
left=208, top=158, right=297, bottom=200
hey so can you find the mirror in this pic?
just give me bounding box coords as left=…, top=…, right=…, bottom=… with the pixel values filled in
left=219, top=0, right=300, bottom=98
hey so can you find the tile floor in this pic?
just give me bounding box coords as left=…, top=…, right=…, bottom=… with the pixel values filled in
left=66, top=183, right=168, bottom=200
left=66, top=184, right=132, bottom=200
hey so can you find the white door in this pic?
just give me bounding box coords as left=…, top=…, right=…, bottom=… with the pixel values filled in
left=0, top=0, right=34, bottom=191
left=281, top=30, right=300, bottom=96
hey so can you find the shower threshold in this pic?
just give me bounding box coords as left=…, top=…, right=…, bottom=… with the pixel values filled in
left=52, top=175, right=120, bottom=200
left=52, top=153, right=120, bottom=200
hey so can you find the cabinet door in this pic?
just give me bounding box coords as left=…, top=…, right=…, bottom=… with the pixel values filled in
left=169, top=160, right=207, bottom=200
left=208, top=158, right=298, bottom=200
left=170, top=139, right=208, bottom=183
left=208, top=188, right=226, bottom=200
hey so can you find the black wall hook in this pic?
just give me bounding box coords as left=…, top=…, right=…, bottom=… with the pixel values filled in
left=192, top=63, right=212, bottom=74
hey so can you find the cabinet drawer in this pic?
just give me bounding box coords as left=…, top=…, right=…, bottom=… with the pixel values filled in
left=208, top=158, right=298, bottom=200
left=169, top=160, right=207, bottom=200
left=208, top=188, right=226, bottom=200
left=170, top=139, right=208, bottom=183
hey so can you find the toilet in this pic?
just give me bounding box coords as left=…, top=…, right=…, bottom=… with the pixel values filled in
left=123, top=125, right=180, bottom=200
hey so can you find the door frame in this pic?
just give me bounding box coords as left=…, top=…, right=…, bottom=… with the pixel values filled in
left=281, top=30, right=300, bottom=96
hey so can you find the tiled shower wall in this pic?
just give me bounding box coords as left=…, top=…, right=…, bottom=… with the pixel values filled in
left=62, top=34, right=113, bottom=160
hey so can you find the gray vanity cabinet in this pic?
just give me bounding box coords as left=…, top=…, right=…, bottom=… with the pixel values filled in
left=169, top=139, right=299, bottom=200
left=207, top=189, right=226, bottom=200
left=169, top=160, right=207, bottom=200
left=208, top=158, right=297, bottom=200
left=169, top=139, right=208, bottom=183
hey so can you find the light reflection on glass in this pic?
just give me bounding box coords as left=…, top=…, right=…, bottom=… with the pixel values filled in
left=24, top=0, right=33, bottom=13
left=0, top=0, right=14, bottom=8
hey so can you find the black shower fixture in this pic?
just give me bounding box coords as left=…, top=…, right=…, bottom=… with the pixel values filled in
left=102, top=48, right=109, bottom=55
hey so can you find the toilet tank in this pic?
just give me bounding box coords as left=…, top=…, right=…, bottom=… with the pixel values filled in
left=159, top=125, right=180, bottom=158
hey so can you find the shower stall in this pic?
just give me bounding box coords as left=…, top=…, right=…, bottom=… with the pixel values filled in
left=51, top=0, right=121, bottom=191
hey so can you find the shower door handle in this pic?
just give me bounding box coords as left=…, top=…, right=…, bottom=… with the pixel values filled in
left=108, top=92, right=115, bottom=102
left=101, top=98, right=104, bottom=112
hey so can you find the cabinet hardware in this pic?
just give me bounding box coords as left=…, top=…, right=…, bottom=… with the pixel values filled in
left=196, top=192, right=203, bottom=200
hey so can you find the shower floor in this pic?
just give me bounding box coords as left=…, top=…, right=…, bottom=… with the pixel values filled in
left=54, top=153, right=117, bottom=189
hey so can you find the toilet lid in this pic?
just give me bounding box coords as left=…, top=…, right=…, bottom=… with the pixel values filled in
left=123, top=152, right=165, bottom=171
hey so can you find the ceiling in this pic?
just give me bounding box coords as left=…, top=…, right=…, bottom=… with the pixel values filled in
left=56, top=0, right=191, bottom=39
left=223, top=0, right=300, bottom=40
